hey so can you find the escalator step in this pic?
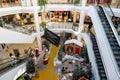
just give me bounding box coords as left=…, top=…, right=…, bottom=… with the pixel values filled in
left=96, top=59, right=102, bottom=61
left=113, top=51, right=119, bottom=54
left=94, top=50, right=99, bottom=53
left=95, top=52, right=100, bottom=55
left=97, top=63, right=103, bottom=66
left=93, top=47, right=98, bottom=50
left=93, top=45, right=97, bottom=47
left=101, top=77, right=107, bottom=80
left=96, top=56, right=101, bottom=59
left=100, top=74, right=107, bottom=77
left=99, top=70, right=105, bottom=73
left=98, top=66, right=104, bottom=69
left=116, top=58, right=120, bottom=61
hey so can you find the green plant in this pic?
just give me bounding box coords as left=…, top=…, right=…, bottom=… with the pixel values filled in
left=38, top=0, right=47, bottom=22
left=40, top=22, right=46, bottom=28
left=72, top=63, right=92, bottom=80
left=74, top=0, right=80, bottom=5
left=73, top=23, right=79, bottom=27
left=26, top=57, right=35, bottom=74
left=38, top=0, right=47, bottom=10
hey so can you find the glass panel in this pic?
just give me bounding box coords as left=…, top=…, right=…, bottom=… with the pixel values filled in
left=0, top=13, right=36, bottom=34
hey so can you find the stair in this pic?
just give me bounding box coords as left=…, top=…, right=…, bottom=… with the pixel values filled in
left=97, top=6, right=120, bottom=72
left=90, top=33, right=108, bottom=80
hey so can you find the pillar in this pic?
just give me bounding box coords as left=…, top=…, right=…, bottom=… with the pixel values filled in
left=73, top=12, right=77, bottom=23
left=21, top=0, right=27, bottom=7
left=78, top=0, right=87, bottom=32
left=41, top=12, right=46, bottom=22
left=32, top=0, right=42, bottom=51
left=36, top=36, right=42, bottom=51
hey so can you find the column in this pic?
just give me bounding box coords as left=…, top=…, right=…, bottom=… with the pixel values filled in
left=32, top=0, right=42, bottom=51
left=37, top=36, right=42, bottom=51
left=26, top=0, right=31, bottom=6
left=78, top=0, right=87, bottom=32
left=34, top=9, right=40, bottom=33
left=41, top=12, right=46, bottom=22
left=21, top=0, right=26, bottom=7
left=78, top=10, right=85, bottom=32
left=73, top=12, right=76, bottom=23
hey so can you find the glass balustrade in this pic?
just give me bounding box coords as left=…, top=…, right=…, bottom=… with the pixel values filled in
left=0, top=47, right=33, bottom=75
left=45, top=22, right=79, bottom=31
left=0, top=0, right=21, bottom=8
left=0, top=23, right=36, bottom=35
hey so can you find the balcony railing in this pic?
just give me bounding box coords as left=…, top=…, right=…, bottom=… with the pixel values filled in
left=0, top=47, right=33, bottom=76
left=0, top=54, right=27, bottom=76
left=45, top=22, right=79, bottom=31
left=0, top=0, right=119, bottom=8
left=0, top=2, right=21, bottom=8
left=0, top=23, right=36, bottom=35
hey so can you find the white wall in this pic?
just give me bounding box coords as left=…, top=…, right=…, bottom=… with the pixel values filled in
left=0, top=62, right=26, bottom=80
left=0, top=28, right=35, bottom=43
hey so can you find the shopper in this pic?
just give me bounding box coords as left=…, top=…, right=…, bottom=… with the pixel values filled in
left=34, top=47, right=39, bottom=57
left=9, top=53, right=16, bottom=66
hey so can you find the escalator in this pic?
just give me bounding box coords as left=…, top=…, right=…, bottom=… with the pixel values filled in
left=97, top=6, right=120, bottom=72
left=90, top=33, right=107, bottom=80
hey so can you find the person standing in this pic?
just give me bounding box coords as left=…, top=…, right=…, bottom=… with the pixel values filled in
left=9, top=53, right=16, bottom=66
left=34, top=47, right=39, bottom=57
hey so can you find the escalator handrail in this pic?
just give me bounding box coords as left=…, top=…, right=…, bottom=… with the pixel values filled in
left=106, top=3, right=115, bottom=17
left=101, top=6, right=120, bottom=45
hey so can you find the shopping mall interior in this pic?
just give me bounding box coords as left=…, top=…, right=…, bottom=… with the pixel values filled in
left=0, top=0, right=120, bottom=80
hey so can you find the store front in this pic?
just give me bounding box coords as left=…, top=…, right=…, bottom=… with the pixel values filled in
left=0, top=0, right=21, bottom=7
left=48, top=11, right=80, bottom=23
left=87, top=0, right=112, bottom=5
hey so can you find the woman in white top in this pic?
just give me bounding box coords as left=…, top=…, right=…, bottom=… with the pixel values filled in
left=9, top=53, right=16, bottom=66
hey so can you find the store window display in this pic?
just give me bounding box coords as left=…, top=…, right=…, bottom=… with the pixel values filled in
left=49, top=11, right=75, bottom=23
left=1, top=0, right=10, bottom=7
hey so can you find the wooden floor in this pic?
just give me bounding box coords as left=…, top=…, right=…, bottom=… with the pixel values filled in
left=32, top=45, right=60, bottom=80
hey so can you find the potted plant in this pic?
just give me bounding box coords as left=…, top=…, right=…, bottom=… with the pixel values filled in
left=38, top=0, right=47, bottom=22
left=74, top=0, right=80, bottom=5
left=40, top=22, right=46, bottom=29
left=38, top=0, right=47, bottom=10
